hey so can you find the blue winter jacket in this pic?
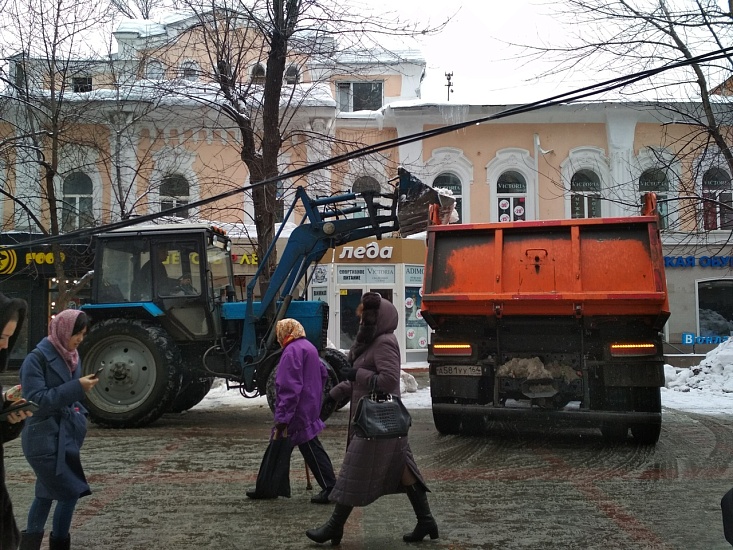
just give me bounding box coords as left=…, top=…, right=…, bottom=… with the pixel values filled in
left=20, top=338, right=91, bottom=500
left=274, top=337, right=327, bottom=446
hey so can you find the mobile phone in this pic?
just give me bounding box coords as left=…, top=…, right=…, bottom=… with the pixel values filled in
left=0, top=400, right=39, bottom=421
left=91, top=367, right=104, bottom=379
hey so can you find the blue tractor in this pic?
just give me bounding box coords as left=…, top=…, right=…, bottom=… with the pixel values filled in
left=79, top=172, right=437, bottom=428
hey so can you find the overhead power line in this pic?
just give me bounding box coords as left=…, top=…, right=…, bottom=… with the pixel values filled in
left=7, top=46, right=733, bottom=250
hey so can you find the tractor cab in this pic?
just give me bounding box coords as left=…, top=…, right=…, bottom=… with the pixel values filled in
left=89, top=224, right=233, bottom=341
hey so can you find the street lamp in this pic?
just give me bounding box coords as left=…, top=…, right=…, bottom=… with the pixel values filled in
left=445, top=72, right=454, bottom=101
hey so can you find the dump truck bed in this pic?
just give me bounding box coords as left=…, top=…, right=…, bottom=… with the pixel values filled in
left=421, top=216, right=669, bottom=319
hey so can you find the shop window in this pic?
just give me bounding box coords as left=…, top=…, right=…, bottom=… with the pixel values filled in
left=61, top=172, right=94, bottom=231
left=433, top=172, right=463, bottom=223
left=405, top=287, right=428, bottom=350
left=496, top=170, right=527, bottom=222
left=702, top=167, right=733, bottom=230
left=698, top=279, right=733, bottom=337
left=160, top=174, right=190, bottom=218
left=570, top=169, right=602, bottom=218
left=639, top=168, right=670, bottom=229
left=339, top=289, right=363, bottom=350
left=337, top=81, right=383, bottom=112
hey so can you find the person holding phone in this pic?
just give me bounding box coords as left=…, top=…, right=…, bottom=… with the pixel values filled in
left=18, top=309, right=98, bottom=550
left=0, top=292, right=32, bottom=550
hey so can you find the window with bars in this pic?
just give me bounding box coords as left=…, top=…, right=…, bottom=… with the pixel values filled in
left=160, top=174, right=190, bottom=218
left=702, top=167, right=733, bottom=230
left=61, top=172, right=94, bottom=231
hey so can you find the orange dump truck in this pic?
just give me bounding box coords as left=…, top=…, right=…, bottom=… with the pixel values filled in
left=421, top=209, right=670, bottom=443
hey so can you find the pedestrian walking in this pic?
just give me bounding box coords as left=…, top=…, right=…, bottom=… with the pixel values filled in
left=0, top=293, right=32, bottom=550
left=18, top=309, right=99, bottom=550
left=307, top=292, right=439, bottom=545
left=246, top=318, right=336, bottom=504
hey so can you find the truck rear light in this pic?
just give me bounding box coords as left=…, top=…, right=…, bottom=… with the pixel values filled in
left=609, top=342, right=657, bottom=357
left=432, top=343, right=473, bottom=357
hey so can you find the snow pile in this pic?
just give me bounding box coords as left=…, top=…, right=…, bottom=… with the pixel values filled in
left=665, top=337, right=733, bottom=393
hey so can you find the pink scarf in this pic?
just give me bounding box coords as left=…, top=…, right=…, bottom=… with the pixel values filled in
left=47, top=309, right=82, bottom=373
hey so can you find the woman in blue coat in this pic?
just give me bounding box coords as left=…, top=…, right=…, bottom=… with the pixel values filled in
left=18, top=310, right=99, bottom=550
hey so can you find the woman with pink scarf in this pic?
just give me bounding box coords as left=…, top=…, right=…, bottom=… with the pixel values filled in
left=18, top=310, right=99, bottom=550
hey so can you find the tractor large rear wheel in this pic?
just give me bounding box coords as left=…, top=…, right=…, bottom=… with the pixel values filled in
left=79, top=319, right=182, bottom=428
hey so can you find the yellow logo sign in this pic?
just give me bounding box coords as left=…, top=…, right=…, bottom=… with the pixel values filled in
left=0, top=249, right=17, bottom=275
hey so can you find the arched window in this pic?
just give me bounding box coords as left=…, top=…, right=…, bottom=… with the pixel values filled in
left=496, top=170, right=527, bottom=222
left=570, top=169, right=602, bottom=218
left=160, top=174, right=190, bottom=218
left=61, top=172, right=94, bottom=231
left=352, top=176, right=381, bottom=219
left=180, top=61, right=199, bottom=81
left=251, top=63, right=266, bottom=85
left=146, top=60, right=164, bottom=80
left=639, top=168, right=670, bottom=229
left=433, top=172, right=463, bottom=223
left=284, top=65, right=299, bottom=85
left=702, top=167, right=732, bottom=230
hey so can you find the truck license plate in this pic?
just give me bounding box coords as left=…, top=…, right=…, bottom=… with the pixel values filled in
left=435, top=365, right=482, bottom=376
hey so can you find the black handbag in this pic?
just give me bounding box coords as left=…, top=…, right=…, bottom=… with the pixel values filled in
left=353, top=379, right=411, bottom=439
left=721, top=486, right=733, bottom=544
left=253, top=428, right=293, bottom=498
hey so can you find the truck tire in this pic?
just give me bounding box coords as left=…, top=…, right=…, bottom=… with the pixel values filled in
left=322, top=348, right=351, bottom=410
left=168, top=378, right=214, bottom=413
left=433, top=410, right=461, bottom=435
left=265, top=359, right=339, bottom=418
left=79, top=319, right=183, bottom=428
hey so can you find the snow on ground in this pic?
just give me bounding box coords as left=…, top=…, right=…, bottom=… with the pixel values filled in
left=192, top=339, right=733, bottom=415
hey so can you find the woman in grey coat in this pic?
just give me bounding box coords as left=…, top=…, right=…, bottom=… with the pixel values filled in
left=306, top=292, right=439, bottom=545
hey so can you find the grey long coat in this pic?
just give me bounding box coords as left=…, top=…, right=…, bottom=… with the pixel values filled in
left=328, top=296, right=427, bottom=507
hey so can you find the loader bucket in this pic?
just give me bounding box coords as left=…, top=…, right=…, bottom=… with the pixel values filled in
left=397, top=168, right=456, bottom=237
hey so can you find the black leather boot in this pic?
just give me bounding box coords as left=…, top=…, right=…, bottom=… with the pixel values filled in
left=49, top=532, right=70, bottom=550
left=403, top=484, right=439, bottom=542
left=19, top=531, right=44, bottom=550
left=305, top=503, right=353, bottom=545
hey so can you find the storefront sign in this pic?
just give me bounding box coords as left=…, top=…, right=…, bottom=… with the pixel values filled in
left=338, top=241, right=393, bottom=260
left=405, top=265, right=424, bottom=285
left=312, top=287, right=328, bottom=301
left=681, top=332, right=730, bottom=344
left=337, top=267, right=366, bottom=283
left=367, top=266, right=395, bottom=284
left=665, top=255, right=733, bottom=268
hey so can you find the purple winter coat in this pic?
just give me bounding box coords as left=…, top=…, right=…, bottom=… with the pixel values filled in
left=328, top=296, right=427, bottom=507
left=274, top=337, right=327, bottom=447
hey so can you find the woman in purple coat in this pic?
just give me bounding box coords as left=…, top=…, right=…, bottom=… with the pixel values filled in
left=307, top=292, right=439, bottom=545
left=247, top=318, right=336, bottom=503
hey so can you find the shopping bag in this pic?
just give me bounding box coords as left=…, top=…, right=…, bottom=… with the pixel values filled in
left=253, top=428, right=293, bottom=498
left=721, top=486, right=733, bottom=545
